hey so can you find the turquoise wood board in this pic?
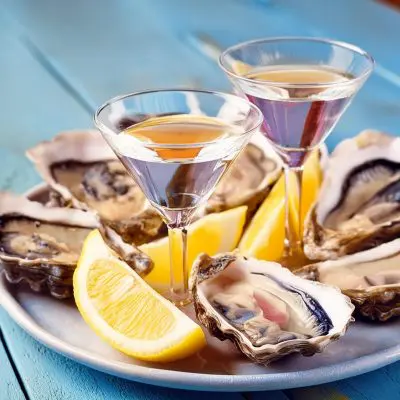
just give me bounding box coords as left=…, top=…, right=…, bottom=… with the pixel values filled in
left=0, top=330, right=25, bottom=400
left=0, top=8, right=91, bottom=195
left=0, top=0, right=399, bottom=398
left=2, top=0, right=400, bottom=151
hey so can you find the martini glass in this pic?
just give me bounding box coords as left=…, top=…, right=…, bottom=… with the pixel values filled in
left=94, top=89, right=263, bottom=305
left=220, top=37, right=374, bottom=268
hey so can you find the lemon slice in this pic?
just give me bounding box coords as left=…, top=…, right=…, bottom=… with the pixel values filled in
left=74, top=230, right=206, bottom=362
left=239, top=149, right=322, bottom=261
left=141, top=206, right=247, bottom=288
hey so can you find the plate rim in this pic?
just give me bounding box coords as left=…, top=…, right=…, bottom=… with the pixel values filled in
left=0, top=182, right=399, bottom=392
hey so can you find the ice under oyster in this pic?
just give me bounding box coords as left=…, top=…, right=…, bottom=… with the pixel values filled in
left=304, top=130, right=400, bottom=260
left=190, top=253, right=354, bottom=364
left=298, top=239, right=400, bottom=321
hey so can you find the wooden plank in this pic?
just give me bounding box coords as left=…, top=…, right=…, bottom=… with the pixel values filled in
left=181, top=0, right=400, bottom=149
left=274, top=0, right=400, bottom=149
left=0, top=309, right=246, bottom=400
left=0, top=0, right=314, bottom=102
left=246, top=390, right=290, bottom=400
left=281, top=362, right=400, bottom=400
left=0, top=6, right=91, bottom=194
left=249, top=362, right=400, bottom=400
left=253, top=387, right=350, bottom=400
left=329, top=364, right=400, bottom=400
left=3, top=0, right=400, bottom=153
left=0, top=330, right=26, bottom=400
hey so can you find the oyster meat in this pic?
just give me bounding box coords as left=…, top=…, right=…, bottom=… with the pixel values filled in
left=26, top=130, right=165, bottom=245
left=298, top=239, right=400, bottom=321
left=191, top=253, right=353, bottom=364
left=304, top=130, right=400, bottom=260
left=206, top=134, right=281, bottom=218
left=0, top=192, right=98, bottom=299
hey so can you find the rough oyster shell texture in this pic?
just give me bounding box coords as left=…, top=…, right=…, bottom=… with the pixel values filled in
left=190, top=253, right=354, bottom=364
left=26, top=130, right=165, bottom=246
left=0, top=192, right=99, bottom=299
left=0, top=189, right=154, bottom=298
left=298, top=239, right=400, bottom=322
left=205, top=134, right=281, bottom=218
left=304, top=130, right=400, bottom=261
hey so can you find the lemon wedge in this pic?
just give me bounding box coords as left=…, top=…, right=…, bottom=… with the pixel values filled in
left=239, top=173, right=292, bottom=261
left=239, top=149, right=322, bottom=261
left=301, top=148, right=323, bottom=225
left=74, top=230, right=206, bottom=362
left=141, top=206, right=247, bottom=288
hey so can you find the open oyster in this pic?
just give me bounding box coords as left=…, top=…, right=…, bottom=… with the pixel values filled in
left=206, top=134, right=281, bottom=218
left=298, top=239, right=400, bottom=322
left=0, top=192, right=152, bottom=298
left=0, top=192, right=99, bottom=298
left=304, top=130, right=400, bottom=260
left=26, top=130, right=165, bottom=245
left=191, top=253, right=354, bottom=364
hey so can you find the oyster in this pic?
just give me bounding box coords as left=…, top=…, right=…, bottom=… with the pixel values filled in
left=206, top=134, right=281, bottom=218
left=0, top=192, right=98, bottom=298
left=0, top=192, right=153, bottom=298
left=191, top=253, right=354, bottom=364
left=304, top=130, right=400, bottom=260
left=26, top=130, right=165, bottom=245
left=298, top=239, right=400, bottom=322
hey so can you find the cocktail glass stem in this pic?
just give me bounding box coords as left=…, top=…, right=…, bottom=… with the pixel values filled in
left=219, top=37, right=375, bottom=270
left=282, top=165, right=304, bottom=266
left=167, top=224, right=190, bottom=306
left=94, top=89, right=263, bottom=305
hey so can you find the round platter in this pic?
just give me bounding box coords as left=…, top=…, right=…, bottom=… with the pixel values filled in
left=0, top=183, right=399, bottom=392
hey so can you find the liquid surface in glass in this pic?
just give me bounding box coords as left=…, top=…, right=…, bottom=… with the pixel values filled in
left=243, top=65, right=354, bottom=166
left=117, top=115, right=242, bottom=219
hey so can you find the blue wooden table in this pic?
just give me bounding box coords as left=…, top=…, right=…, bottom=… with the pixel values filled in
left=1, top=0, right=400, bottom=399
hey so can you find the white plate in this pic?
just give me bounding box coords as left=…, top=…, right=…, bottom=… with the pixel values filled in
left=0, top=183, right=399, bottom=392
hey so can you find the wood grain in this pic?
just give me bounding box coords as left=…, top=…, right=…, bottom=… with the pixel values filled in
left=2, top=0, right=400, bottom=154
left=0, top=6, right=91, bottom=195
left=0, top=330, right=26, bottom=400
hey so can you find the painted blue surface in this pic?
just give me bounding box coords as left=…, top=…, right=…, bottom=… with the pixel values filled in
left=0, top=330, right=25, bottom=400
left=0, top=0, right=399, bottom=399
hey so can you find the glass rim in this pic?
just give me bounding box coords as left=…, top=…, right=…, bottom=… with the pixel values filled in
left=94, top=88, right=264, bottom=149
left=219, top=36, right=375, bottom=89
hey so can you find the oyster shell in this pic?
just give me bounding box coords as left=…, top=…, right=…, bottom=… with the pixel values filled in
left=206, top=134, right=281, bottom=218
left=298, top=239, right=400, bottom=322
left=0, top=192, right=153, bottom=298
left=26, top=130, right=165, bottom=245
left=304, top=130, right=400, bottom=260
left=191, top=253, right=354, bottom=364
left=0, top=192, right=98, bottom=298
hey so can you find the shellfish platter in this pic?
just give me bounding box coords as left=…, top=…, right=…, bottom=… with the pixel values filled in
left=1, top=129, right=400, bottom=392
